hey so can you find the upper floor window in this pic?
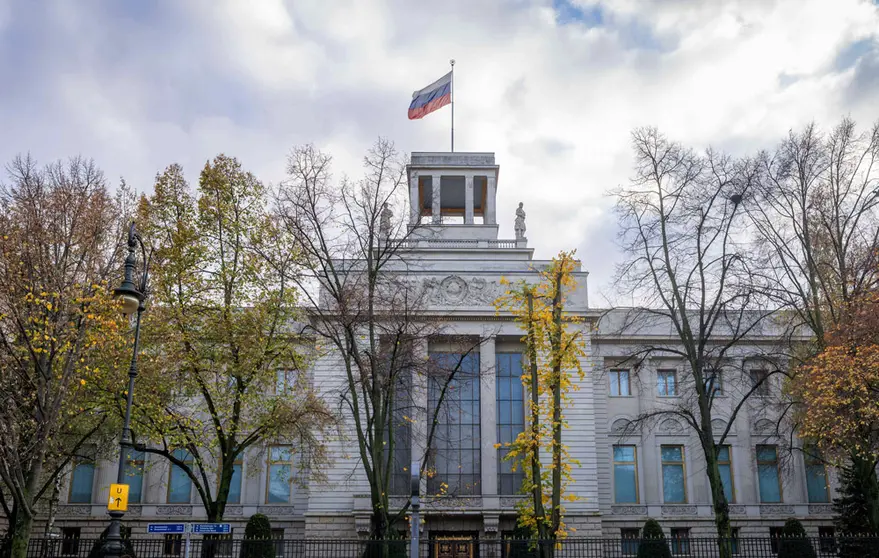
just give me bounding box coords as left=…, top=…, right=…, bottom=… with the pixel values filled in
left=717, top=445, right=734, bottom=503
left=804, top=445, right=829, bottom=503
left=274, top=369, right=297, bottom=395
left=703, top=368, right=723, bottom=396
left=609, top=370, right=631, bottom=396
left=661, top=445, right=687, bottom=503
left=657, top=369, right=678, bottom=397
left=168, top=448, right=193, bottom=504
left=219, top=456, right=243, bottom=504
left=267, top=446, right=294, bottom=503
left=749, top=370, right=770, bottom=397
left=389, top=366, right=412, bottom=496
left=123, top=449, right=145, bottom=504
left=613, top=445, right=638, bottom=503
left=496, top=353, right=525, bottom=496
left=428, top=352, right=481, bottom=496
left=757, top=445, right=782, bottom=503
left=68, top=459, right=95, bottom=504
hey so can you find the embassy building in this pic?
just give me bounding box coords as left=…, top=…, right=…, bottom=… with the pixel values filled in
left=53, top=152, right=837, bottom=545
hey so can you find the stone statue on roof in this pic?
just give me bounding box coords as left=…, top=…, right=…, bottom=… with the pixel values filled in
left=514, top=202, right=526, bottom=240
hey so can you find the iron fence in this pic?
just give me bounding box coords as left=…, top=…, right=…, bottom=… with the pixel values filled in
left=7, top=536, right=878, bottom=558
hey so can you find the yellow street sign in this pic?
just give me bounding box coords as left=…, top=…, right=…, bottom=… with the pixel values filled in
left=108, top=483, right=129, bottom=511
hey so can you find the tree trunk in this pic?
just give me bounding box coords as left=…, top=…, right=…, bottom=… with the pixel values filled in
left=704, top=443, right=732, bottom=558
left=549, top=266, right=564, bottom=557
left=526, top=293, right=549, bottom=545
left=10, top=510, right=35, bottom=558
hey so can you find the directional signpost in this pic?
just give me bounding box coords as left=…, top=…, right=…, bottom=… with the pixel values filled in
left=147, top=524, right=186, bottom=534
left=107, top=484, right=129, bottom=512
left=192, top=524, right=231, bottom=535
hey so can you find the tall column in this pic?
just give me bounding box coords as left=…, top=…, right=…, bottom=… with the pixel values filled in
left=480, top=335, right=497, bottom=500
left=409, top=172, right=420, bottom=224
left=431, top=174, right=442, bottom=224
left=464, top=176, right=474, bottom=224
left=411, top=338, right=429, bottom=495
left=486, top=175, right=497, bottom=225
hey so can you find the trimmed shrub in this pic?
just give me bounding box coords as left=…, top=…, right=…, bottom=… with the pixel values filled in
left=240, top=514, right=275, bottom=558
left=777, top=518, right=816, bottom=558
left=778, top=518, right=816, bottom=558
left=637, top=519, right=671, bottom=558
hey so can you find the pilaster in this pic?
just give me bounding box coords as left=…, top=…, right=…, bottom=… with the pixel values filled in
left=431, top=175, right=442, bottom=224
left=480, top=335, right=497, bottom=501
left=464, top=176, right=474, bottom=224
left=409, top=171, right=420, bottom=224
left=412, top=337, right=429, bottom=496
left=486, top=176, right=497, bottom=225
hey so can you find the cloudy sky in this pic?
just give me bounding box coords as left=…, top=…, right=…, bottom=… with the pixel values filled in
left=1, top=0, right=877, bottom=302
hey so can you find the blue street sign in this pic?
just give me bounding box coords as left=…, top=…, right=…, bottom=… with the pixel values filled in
left=192, top=524, right=231, bottom=534
left=148, top=524, right=186, bottom=534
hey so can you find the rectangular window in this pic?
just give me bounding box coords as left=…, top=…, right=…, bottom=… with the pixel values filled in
left=68, top=460, right=95, bottom=503
left=718, top=445, right=735, bottom=503
left=703, top=368, right=723, bottom=396
left=730, top=527, right=740, bottom=555
left=267, top=446, right=293, bottom=503
left=661, top=445, right=687, bottom=503
left=163, top=534, right=183, bottom=556
left=749, top=369, right=770, bottom=396
left=123, top=449, right=145, bottom=504
left=613, top=445, right=639, bottom=503
left=271, top=529, right=285, bottom=557
left=818, top=527, right=836, bottom=554
left=61, top=527, right=81, bottom=556
left=428, top=351, right=481, bottom=496
left=804, top=446, right=829, bottom=503
left=769, top=527, right=783, bottom=554
left=389, top=360, right=412, bottom=496
left=757, top=445, right=782, bottom=503
left=621, top=528, right=640, bottom=556
left=609, top=369, right=631, bottom=396
left=218, top=457, right=243, bottom=505
left=274, top=369, right=296, bottom=395
left=657, top=369, right=678, bottom=396
left=670, top=528, right=690, bottom=555
left=205, top=534, right=233, bottom=558
left=496, top=353, right=525, bottom=495
left=168, top=449, right=193, bottom=504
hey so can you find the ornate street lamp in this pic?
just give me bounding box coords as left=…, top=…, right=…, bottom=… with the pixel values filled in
left=102, top=223, right=150, bottom=558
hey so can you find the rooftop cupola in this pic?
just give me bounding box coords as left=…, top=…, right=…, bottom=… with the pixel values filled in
left=407, top=152, right=501, bottom=241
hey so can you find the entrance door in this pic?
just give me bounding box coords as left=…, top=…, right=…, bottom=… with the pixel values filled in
left=434, top=536, right=474, bottom=558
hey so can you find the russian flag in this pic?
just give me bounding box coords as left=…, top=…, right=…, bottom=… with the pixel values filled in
left=408, top=71, right=452, bottom=120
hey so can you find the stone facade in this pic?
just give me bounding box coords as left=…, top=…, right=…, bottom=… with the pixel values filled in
left=45, top=151, right=836, bottom=542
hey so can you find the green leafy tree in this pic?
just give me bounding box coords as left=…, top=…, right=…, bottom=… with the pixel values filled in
left=495, top=251, right=587, bottom=554
left=777, top=518, right=815, bottom=558
left=637, top=519, right=671, bottom=558
left=0, top=155, right=128, bottom=558
left=240, top=514, right=274, bottom=558
left=121, top=157, right=336, bottom=522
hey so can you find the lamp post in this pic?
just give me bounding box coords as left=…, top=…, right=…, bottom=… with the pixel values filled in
left=102, top=223, right=150, bottom=558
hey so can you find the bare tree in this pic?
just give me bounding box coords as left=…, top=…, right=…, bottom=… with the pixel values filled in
left=0, top=155, right=127, bottom=558
left=747, top=118, right=879, bottom=530
left=748, top=117, right=879, bottom=350
left=273, top=139, right=485, bottom=539
left=610, top=128, right=780, bottom=557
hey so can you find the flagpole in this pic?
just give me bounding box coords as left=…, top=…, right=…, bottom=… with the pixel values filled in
left=450, top=59, right=455, bottom=152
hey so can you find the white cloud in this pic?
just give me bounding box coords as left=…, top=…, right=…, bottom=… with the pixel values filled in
left=0, top=0, right=877, bottom=303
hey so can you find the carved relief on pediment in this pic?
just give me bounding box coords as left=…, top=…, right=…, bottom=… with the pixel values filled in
left=423, top=275, right=504, bottom=307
